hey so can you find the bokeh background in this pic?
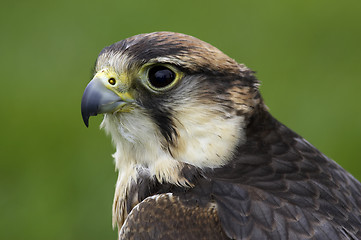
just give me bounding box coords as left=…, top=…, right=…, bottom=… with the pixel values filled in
left=1, top=0, right=360, bottom=239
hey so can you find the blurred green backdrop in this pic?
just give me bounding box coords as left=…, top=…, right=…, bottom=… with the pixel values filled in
left=1, top=0, right=360, bottom=239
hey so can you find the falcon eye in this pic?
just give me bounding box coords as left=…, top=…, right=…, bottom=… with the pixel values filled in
left=148, top=66, right=176, bottom=89
left=108, top=78, right=116, bottom=85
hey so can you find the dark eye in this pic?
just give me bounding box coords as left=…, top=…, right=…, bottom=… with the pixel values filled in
left=148, top=66, right=176, bottom=89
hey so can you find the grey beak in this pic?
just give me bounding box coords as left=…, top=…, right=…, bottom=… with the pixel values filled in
left=81, top=78, right=123, bottom=127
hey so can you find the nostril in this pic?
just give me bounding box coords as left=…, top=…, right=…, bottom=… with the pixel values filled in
left=108, top=78, right=116, bottom=85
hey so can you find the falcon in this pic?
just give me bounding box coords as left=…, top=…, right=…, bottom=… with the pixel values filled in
left=81, top=32, right=361, bottom=239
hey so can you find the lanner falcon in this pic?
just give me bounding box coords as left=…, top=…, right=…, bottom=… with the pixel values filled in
left=81, top=32, right=361, bottom=239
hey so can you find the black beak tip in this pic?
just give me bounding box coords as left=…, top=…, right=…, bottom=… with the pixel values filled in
left=80, top=79, right=104, bottom=128
left=81, top=94, right=98, bottom=128
left=82, top=113, right=90, bottom=128
left=81, top=99, right=99, bottom=128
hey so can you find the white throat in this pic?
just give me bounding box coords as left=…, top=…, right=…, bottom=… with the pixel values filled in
left=100, top=102, right=246, bottom=229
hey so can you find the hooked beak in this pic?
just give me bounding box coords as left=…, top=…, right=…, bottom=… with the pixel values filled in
left=81, top=76, right=133, bottom=127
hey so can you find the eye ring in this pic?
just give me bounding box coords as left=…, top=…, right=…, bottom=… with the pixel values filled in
left=147, top=65, right=177, bottom=90
left=108, top=78, right=116, bottom=85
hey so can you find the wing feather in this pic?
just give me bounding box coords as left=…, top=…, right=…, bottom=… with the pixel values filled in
left=119, top=193, right=228, bottom=240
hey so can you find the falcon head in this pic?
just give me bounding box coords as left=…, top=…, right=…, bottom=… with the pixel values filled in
left=81, top=31, right=261, bottom=187
left=81, top=32, right=361, bottom=238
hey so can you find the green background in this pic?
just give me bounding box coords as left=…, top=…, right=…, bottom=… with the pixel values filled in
left=1, top=0, right=360, bottom=239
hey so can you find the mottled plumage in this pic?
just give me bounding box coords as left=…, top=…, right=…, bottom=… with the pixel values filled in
left=81, top=32, right=361, bottom=239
